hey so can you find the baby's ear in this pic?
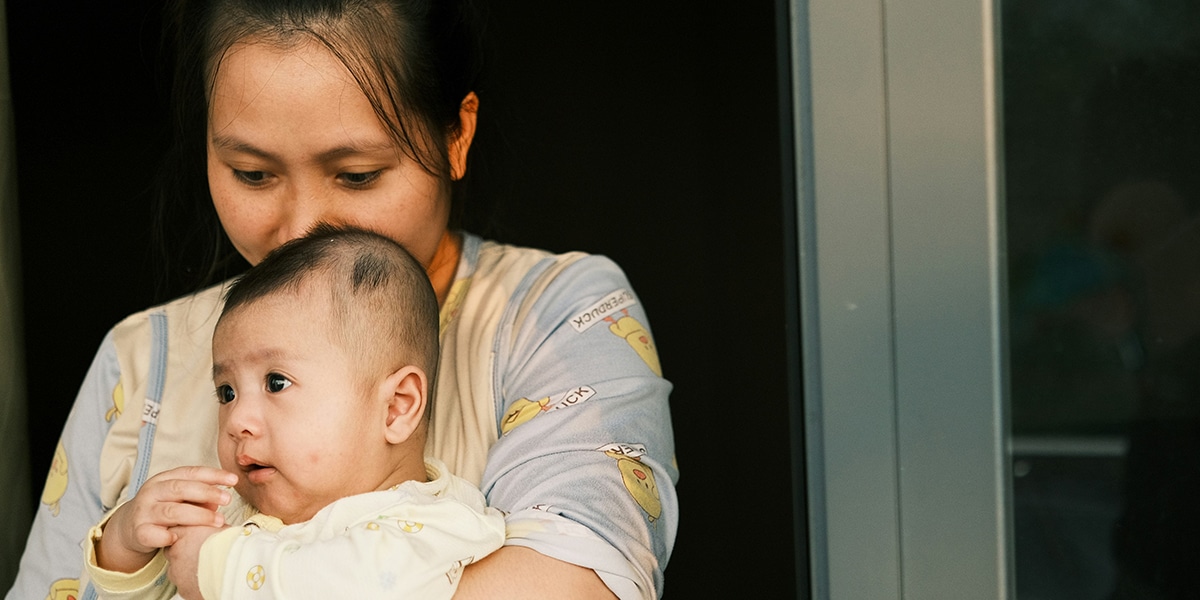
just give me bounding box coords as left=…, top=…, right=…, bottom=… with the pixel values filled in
left=383, top=366, right=427, bottom=445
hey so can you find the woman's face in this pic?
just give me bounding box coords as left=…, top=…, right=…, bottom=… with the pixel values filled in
left=207, top=39, right=450, bottom=266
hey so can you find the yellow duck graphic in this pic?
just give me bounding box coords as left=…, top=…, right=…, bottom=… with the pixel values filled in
left=605, top=310, right=662, bottom=377
left=41, top=441, right=69, bottom=517
left=500, top=397, right=550, bottom=435
left=106, top=381, right=124, bottom=422
left=600, top=444, right=662, bottom=523
left=501, top=386, right=597, bottom=435
left=45, top=578, right=79, bottom=600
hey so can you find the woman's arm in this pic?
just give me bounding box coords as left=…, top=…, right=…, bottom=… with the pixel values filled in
left=454, top=546, right=616, bottom=600
left=7, top=332, right=124, bottom=600
left=479, top=255, right=680, bottom=599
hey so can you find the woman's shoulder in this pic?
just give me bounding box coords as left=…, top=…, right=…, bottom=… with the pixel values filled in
left=464, top=232, right=627, bottom=289
left=468, top=234, right=563, bottom=277
left=109, top=282, right=229, bottom=349
left=458, top=234, right=642, bottom=332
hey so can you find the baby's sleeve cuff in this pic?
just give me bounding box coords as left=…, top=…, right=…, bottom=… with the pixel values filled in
left=83, top=510, right=170, bottom=594
left=197, top=524, right=244, bottom=600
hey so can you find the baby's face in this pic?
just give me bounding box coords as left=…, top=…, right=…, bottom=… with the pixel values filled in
left=212, top=289, right=390, bottom=524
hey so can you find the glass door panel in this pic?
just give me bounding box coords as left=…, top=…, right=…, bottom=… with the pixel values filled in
left=1004, top=1, right=1200, bottom=597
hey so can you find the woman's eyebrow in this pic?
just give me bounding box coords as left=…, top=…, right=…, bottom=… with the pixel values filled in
left=210, top=134, right=394, bottom=163
left=210, top=134, right=277, bottom=161
left=314, top=142, right=395, bottom=163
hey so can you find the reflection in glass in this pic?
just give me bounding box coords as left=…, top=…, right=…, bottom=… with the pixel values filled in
left=1004, top=1, right=1200, bottom=597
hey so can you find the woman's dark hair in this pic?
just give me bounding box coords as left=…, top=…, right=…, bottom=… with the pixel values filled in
left=154, top=0, right=488, bottom=296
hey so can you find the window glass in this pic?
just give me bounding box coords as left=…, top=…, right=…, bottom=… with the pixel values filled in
left=1004, top=1, right=1200, bottom=596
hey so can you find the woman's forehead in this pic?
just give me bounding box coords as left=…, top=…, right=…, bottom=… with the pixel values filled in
left=213, top=39, right=353, bottom=97
left=207, top=41, right=395, bottom=148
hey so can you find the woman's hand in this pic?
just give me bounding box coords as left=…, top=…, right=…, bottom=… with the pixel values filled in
left=166, top=523, right=229, bottom=600
left=96, top=466, right=237, bottom=574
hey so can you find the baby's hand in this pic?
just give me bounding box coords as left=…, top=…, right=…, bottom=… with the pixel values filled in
left=97, top=466, right=237, bottom=573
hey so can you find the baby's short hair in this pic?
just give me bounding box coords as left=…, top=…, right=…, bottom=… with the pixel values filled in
left=220, top=224, right=440, bottom=391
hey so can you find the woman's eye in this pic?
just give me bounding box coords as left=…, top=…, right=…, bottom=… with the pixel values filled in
left=233, top=169, right=269, bottom=185
left=266, top=373, right=292, bottom=393
left=216, top=385, right=236, bottom=405
left=339, top=170, right=382, bottom=187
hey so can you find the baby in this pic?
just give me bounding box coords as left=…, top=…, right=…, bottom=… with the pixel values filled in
left=84, top=225, right=505, bottom=599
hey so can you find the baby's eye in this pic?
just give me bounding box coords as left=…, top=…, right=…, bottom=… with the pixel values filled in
left=216, top=385, right=236, bottom=405
left=266, top=373, right=292, bottom=393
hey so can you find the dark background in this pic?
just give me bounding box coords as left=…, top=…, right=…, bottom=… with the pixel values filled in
left=5, top=1, right=802, bottom=595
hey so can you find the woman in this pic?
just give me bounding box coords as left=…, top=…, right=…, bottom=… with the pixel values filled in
left=8, top=1, right=678, bottom=598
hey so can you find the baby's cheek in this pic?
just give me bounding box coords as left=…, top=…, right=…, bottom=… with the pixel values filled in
left=216, top=440, right=238, bottom=472
left=233, top=479, right=253, bottom=500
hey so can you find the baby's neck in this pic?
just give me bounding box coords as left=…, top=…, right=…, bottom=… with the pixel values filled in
left=377, top=453, right=430, bottom=491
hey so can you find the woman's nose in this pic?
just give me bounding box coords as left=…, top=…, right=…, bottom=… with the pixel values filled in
left=276, top=187, right=324, bottom=245
left=275, top=184, right=344, bottom=247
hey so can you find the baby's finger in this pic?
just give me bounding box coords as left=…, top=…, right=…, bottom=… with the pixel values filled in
left=141, top=477, right=233, bottom=510
left=131, top=522, right=179, bottom=551
left=152, top=500, right=226, bottom=530
left=147, top=465, right=239, bottom=487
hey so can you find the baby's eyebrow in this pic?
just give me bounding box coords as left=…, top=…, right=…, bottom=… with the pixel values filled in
left=211, top=347, right=290, bottom=380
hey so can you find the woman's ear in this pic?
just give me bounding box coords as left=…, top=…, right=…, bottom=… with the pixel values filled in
left=448, top=92, right=479, bottom=181
left=383, top=366, right=428, bottom=445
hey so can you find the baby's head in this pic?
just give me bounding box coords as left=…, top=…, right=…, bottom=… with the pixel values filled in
left=212, top=224, right=439, bottom=524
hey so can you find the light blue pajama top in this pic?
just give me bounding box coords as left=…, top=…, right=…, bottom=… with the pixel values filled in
left=8, top=233, right=679, bottom=600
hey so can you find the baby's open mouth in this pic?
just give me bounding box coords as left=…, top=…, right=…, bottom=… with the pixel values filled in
left=245, top=463, right=277, bottom=484
left=237, top=454, right=275, bottom=480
